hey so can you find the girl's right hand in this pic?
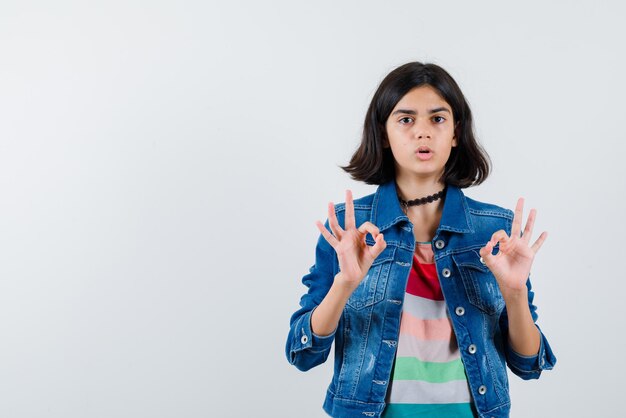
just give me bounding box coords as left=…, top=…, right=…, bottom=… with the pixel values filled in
left=315, top=189, right=387, bottom=293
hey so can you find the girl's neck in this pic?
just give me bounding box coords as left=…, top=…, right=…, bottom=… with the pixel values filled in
left=395, top=174, right=446, bottom=203
left=395, top=175, right=446, bottom=242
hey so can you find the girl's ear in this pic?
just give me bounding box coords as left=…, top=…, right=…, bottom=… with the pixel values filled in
left=452, top=122, right=460, bottom=147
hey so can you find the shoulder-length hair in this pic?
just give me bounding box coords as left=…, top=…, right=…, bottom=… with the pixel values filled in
left=341, top=62, right=490, bottom=187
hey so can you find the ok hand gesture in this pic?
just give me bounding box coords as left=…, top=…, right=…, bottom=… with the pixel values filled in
left=316, top=190, right=387, bottom=292
left=479, top=198, right=548, bottom=300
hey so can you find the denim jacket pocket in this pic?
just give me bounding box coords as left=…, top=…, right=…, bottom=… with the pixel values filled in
left=346, top=245, right=397, bottom=310
left=452, top=249, right=505, bottom=315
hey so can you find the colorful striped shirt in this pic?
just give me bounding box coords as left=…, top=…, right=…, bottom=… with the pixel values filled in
left=382, top=242, right=477, bottom=418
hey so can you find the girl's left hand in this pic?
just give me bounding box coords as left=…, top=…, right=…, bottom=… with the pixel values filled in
left=479, top=198, right=547, bottom=300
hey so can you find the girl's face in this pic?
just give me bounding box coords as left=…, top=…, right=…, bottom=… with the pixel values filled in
left=384, top=85, right=457, bottom=185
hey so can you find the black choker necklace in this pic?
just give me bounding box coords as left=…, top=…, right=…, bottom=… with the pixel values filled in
left=398, top=187, right=446, bottom=212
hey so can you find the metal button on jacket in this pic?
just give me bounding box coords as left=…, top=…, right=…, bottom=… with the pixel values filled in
left=478, top=385, right=487, bottom=395
left=468, top=344, right=477, bottom=354
left=435, top=240, right=445, bottom=249
left=301, top=335, right=308, bottom=344
left=479, top=256, right=486, bottom=264
left=455, top=306, right=465, bottom=316
left=442, top=268, right=451, bottom=278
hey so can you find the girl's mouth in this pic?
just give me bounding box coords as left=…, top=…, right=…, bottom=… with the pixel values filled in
left=416, top=147, right=433, bottom=160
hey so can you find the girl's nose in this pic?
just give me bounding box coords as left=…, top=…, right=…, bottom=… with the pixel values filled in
left=413, top=120, right=431, bottom=139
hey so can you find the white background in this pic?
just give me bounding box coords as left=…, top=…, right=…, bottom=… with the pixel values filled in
left=1, top=1, right=625, bottom=417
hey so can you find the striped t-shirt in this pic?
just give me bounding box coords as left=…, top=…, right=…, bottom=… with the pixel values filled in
left=382, top=242, right=476, bottom=418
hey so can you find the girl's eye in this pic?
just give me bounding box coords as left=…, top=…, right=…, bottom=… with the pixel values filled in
left=399, top=117, right=413, bottom=124
left=432, top=115, right=446, bottom=123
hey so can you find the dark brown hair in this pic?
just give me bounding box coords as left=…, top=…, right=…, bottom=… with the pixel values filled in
left=341, top=62, right=490, bottom=187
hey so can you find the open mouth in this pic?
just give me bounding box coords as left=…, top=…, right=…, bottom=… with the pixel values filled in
left=415, top=146, right=433, bottom=160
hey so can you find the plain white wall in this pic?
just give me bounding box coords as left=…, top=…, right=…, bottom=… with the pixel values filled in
left=1, top=1, right=625, bottom=417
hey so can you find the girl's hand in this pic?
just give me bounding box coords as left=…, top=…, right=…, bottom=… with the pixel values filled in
left=315, top=190, right=387, bottom=292
left=479, top=198, right=547, bottom=300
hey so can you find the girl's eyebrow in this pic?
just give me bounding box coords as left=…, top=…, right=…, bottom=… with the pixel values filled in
left=391, top=107, right=451, bottom=116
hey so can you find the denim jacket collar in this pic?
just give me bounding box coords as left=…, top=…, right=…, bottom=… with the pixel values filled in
left=438, top=183, right=474, bottom=234
left=372, top=180, right=474, bottom=234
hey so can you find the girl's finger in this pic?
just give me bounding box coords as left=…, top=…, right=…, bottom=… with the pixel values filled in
left=315, top=220, right=339, bottom=248
left=489, top=229, right=509, bottom=246
left=479, top=239, right=496, bottom=265
left=357, top=221, right=380, bottom=239
left=511, top=198, right=524, bottom=238
left=530, top=231, right=548, bottom=254
left=327, top=202, right=343, bottom=239
left=344, top=190, right=356, bottom=230
left=368, top=233, right=386, bottom=260
left=522, top=208, right=537, bottom=244
left=488, top=229, right=513, bottom=253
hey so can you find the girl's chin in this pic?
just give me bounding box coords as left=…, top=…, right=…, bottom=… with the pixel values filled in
left=397, top=168, right=446, bottom=180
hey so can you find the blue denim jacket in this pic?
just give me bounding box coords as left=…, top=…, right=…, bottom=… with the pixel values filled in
left=286, top=180, right=556, bottom=418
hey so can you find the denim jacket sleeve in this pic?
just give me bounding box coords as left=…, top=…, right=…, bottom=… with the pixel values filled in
left=499, top=276, right=557, bottom=380
left=285, top=220, right=338, bottom=371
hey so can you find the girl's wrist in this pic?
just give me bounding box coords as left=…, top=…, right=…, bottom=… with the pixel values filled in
left=333, top=272, right=360, bottom=298
left=502, top=288, right=529, bottom=307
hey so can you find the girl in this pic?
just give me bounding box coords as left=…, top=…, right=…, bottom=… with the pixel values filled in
left=286, top=62, right=556, bottom=418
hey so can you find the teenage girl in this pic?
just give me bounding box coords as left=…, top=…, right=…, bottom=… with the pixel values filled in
left=286, top=62, right=556, bottom=418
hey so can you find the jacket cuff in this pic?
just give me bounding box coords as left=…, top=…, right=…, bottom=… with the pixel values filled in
left=506, top=325, right=556, bottom=380
left=290, top=309, right=336, bottom=356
